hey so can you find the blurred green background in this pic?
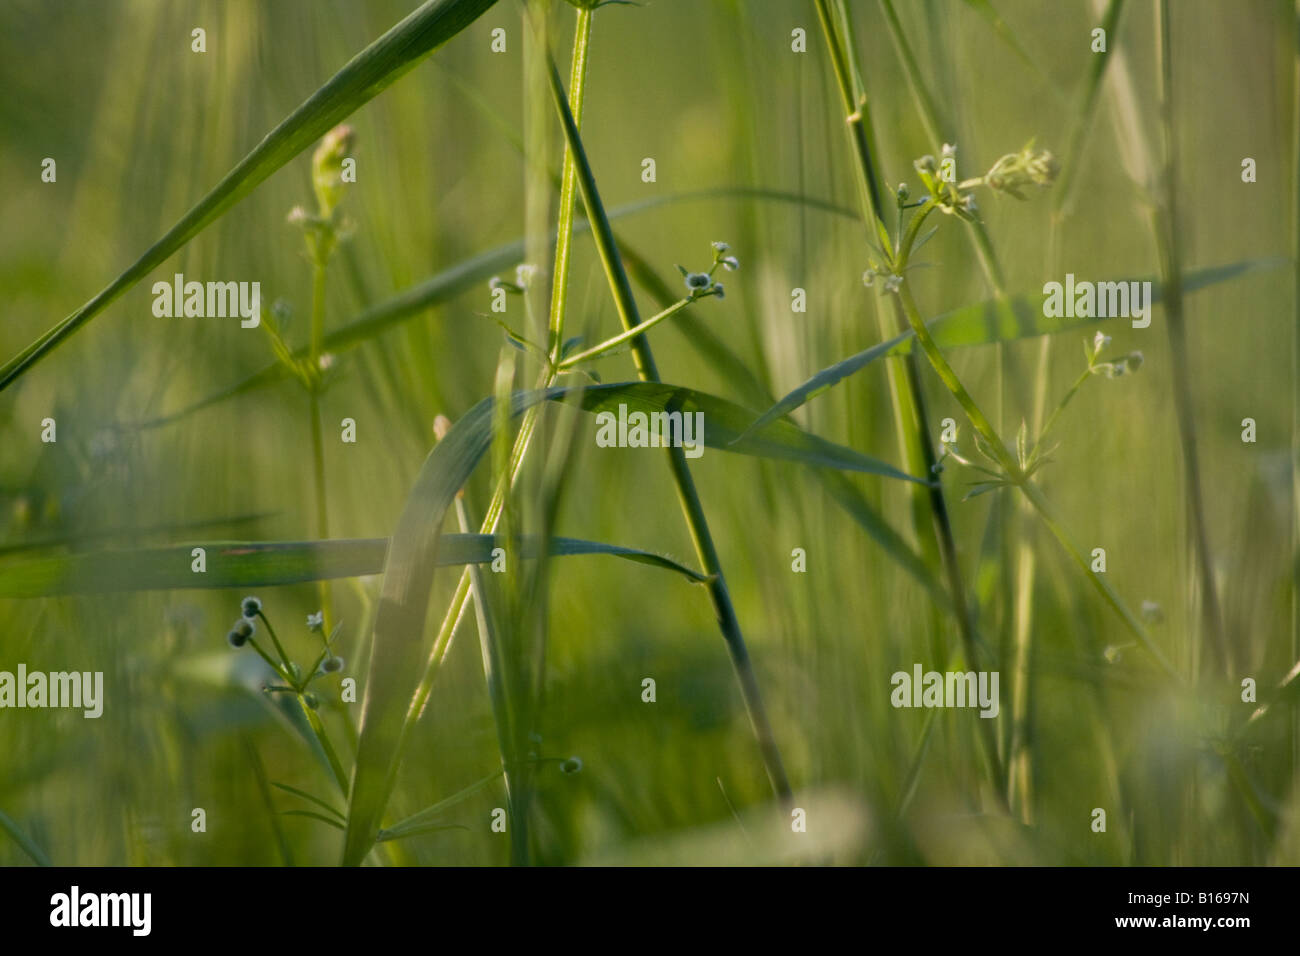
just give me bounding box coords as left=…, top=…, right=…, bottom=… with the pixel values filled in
left=0, top=0, right=1296, bottom=865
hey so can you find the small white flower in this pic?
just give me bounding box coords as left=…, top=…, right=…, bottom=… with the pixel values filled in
left=515, top=263, right=537, bottom=288
left=941, top=143, right=957, bottom=160
left=713, top=282, right=724, bottom=299
left=711, top=241, right=729, bottom=253
left=318, top=352, right=335, bottom=372
left=862, top=269, right=876, bottom=287
left=883, top=274, right=903, bottom=293
left=961, top=194, right=978, bottom=214
left=721, top=256, right=739, bottom=271
left=1093, top=331, right=1111, bottom=355
left=307, top=611, right=324, bottom=632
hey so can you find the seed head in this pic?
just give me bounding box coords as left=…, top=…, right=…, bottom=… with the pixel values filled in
left=685, top=272, right=712, bottom=291
left=560, top=756, right=584, bottom=775
left=323, top=655, right=344, bottom=673
left=228, top=617, right=255, bottom=648
left=914, top=154, right=937, bottom=175
left=721, top=256, right=739, bottom=271
left=241, top=596, right=262, bottom=619
left=896, top=182, right=910, bottom=203
left=712, top=282, right=724, bottom=299
left=303, top=692, right=320, bottom=710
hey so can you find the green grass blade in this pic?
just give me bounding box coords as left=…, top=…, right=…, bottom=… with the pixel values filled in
left=377, top=770, right=502, bottom=840
left=0, top=808, right=51, bottom=866
left=740, top=258, right=1284, bottom=440
left=0, top=0, right=498, bottom=393
left=279, top=809, right=346, bottom=831
left=270, top=781, right=346, bottom=822
left=0, top=533, right=709, bottom=597
left=567, top=382, right=926, bottom=484
left=340, top=394, right=528, bottom=866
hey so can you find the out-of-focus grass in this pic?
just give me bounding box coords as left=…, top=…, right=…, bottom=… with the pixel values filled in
left=0, top=0, right=1295, bottom=865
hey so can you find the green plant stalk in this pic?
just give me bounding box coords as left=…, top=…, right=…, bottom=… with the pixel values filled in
left=546, top=53, right=793, bottom=803
left=1153, top=0, right=1229, bottom=675
left=299, top=694, right=350, bottom=796
left=816, top=0, right=1006, bottom=799
left=812, top=0, right=939, bottom=567
left=308, top=261, right=335, bottom=635
left=399, top=5, right=595, bottom=781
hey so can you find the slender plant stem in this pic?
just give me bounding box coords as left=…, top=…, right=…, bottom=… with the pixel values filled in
left=546, top=52, right=793, bottom=803
left=1153, top=0, right=1229, bottom=675
left=308, top=260, right=335, bottom=634
left=557, top=294, right=696, bottom=369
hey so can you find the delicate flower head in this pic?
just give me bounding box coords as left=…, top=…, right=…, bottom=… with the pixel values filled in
left=914, top=154, right=937, bottom=175
left=1093, top=331, right=1112, bottom=356
left=711, top=241, right=730, bottom=253
left=960, top=194, right=978, bottom=215
left=318, top=353, right=335, bottom=372
left=883, top=274, right=904, bottom=293
left=307, top=611, right=324, bottom=633
left=241, top=597, right=262, bottom=619
left=685, top=272, right=712, bottom=291
left=985, top=143, right=1059, bottom=198
left=287, top=205, right=309, bottom=226
left=712, top=282, right=724, bottom=299
left=896, top=182, right=910, bottom=203
left=721, top=256, right=740, bottom=272
left=515, top=263, right=538, bottom=289
left=862, top=269, right=876, bottom=287
left=941, top=143, right=957, bottom=160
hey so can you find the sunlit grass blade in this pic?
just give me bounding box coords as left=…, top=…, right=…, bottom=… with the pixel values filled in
left=0, top=532, right=709, bottom=598
left=0, top=0, right=498, bottom=393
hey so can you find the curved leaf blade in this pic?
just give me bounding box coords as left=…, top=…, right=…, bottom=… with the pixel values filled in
left=0, top=533, right=707, bottom=598
left=0, top=0, right=499, bottom=393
